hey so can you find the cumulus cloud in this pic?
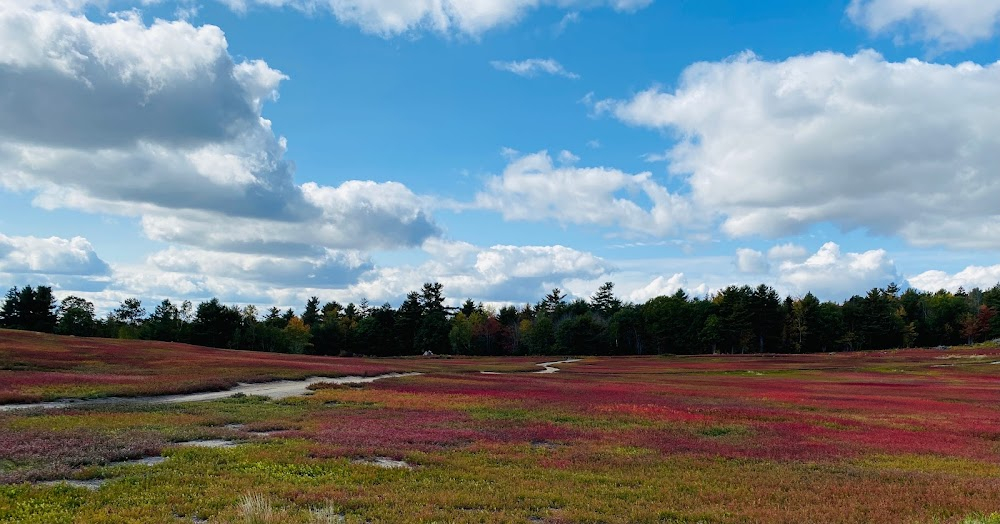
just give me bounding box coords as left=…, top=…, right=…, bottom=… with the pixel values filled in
left=216, top=0, right=651, bottom=37
left=346, top=239, right=610, bottom=305
left=0, top=234, right=109, bottom=277
left=0, top=10, right=263, bottom=149
left=598, top=50, right=1000, bottom=249
left=474, top=150, right=697, bottom=237
left=0, top=4, right=438, bottom=256
left=491, top=58, right=579, bottom=79
left=474, top=244, right=606, bottom=285
left=148, top=247, right=373, bottom=287
left=776, top=242, right=900, bottom=299
left=133, top=181, right=438, bottom=255
left=735, top=248, right=769, bottom=274
left=627, top=273, right=689, bottom=302
left=767, top=243, right=808, bottom=261
left=847, top=0, right=1000, bottom=49
left=79, top=264, right=307, bottom=312
left=908, top=265, right=1000, bottom=293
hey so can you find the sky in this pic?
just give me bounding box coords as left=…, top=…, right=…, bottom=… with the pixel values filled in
left=3, top=0, right=1000, bottom=313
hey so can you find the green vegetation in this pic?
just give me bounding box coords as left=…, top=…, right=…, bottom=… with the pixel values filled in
left=5, top=281, right=1000, bottom=358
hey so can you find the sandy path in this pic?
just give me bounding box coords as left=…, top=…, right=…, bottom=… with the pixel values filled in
left=481, top=358, right=581, bottom=375
left=2, top=359, right=578, bottom=411
left=0, top=372, right=421, bottom=412
left=534, top=359, right=582, bottom=373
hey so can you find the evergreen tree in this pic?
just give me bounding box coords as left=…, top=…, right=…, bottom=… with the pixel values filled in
left=263, top=307, right=285, bottom=329
left=460, top=299, right=477, bottom=317
left=0, top=286, right=57, bottom=333
left=302, top=296, right=321, bottom=328
left=396, top=292, right=423, bottom=355
left=144, top=299, right=181, bottom=341
left=539, top=288, right=567, bottom=316
left=192, top=298, right=241, bottom=349
left=591, top=282, right=622, bottom=317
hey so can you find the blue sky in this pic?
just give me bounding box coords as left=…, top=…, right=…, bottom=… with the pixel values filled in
left=3, top=0, right=1000, bottom=312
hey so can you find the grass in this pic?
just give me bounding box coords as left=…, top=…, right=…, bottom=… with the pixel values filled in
left=2, top=331, right=1000, bottom=522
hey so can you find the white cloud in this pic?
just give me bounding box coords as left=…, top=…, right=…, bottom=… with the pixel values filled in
left=148, top=247, right=372, bottom=287
left=611, top=0, right=653, bottom=11
left=557, top=150, right=579, bottom=164
left=776, top=242, right=900, bottom=299
left=346, top=240, right=610, bottom=305
left=627, top=273, right=689, bottom=303
left=474, top=150, right=698, bottom=237
left=217, top=0, right=651, bottom=37
left=0, top=8, right=251, bottom=148
left=133, top=181, right=435, bottom=255
left=847, top=0, right=1000, bottom=49
left=474, top=245, right=606, bottom=285
left=908, top=265, right=1000, bottom=292
left=491, top=58, right=579, bottom=79
left=641, top=151, right=670, bottom=163
left=598, top=50, right=1000, bottom=249
left=735, top=248, right=769, bottom=274
left=0, top=234, right=109, bottom=277
left=554, top=11, right=580, bottom=35
left=767, top=243, right=808, bottom=261
left=79, top=264, right=306, bottom=312
left=0, top=4, right=439, bottom=256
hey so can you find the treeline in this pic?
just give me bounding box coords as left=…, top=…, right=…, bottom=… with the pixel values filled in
left=2, top=282, right=999, bottom=356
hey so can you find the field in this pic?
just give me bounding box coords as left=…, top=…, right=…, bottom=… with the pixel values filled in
left=2, top=330, right=1000, bottom=523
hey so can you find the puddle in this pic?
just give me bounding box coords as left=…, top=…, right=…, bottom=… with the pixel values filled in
left=353, top=457, right=412, bottom=469
left=111, top=456, right=167, bottom=467
left=39, top=479, right=107, bottom=490
left=173, top=439, right=238, bottom=448
left=310, top=507, right=347, bottom=523
left=0, top=372, right=422, bottom=411
left=32, top=457, right=167, bottom=490
left=247, top=430, right=281, bottom=437
left=225, top=423, right=282, bottom=437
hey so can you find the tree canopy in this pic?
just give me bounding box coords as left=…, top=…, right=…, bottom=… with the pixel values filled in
left=4, top=281, right=999, bottom=356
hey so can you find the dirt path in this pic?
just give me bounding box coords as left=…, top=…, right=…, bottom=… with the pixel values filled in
left=0, top=372, right=421, bottom=412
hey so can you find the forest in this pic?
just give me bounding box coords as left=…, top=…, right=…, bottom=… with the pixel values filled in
left=1, top=281, right=998, bottom=356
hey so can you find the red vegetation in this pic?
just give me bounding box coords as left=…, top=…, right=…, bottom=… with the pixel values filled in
left=0, top=329, right=540, bottom=403
left=301, top=348, right=1000, bottom=465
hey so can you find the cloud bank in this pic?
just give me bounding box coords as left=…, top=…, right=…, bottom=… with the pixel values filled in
left=598, top=50, right=1000, bottom=249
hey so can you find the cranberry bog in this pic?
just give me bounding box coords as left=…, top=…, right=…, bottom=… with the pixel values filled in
left=2, top=331, right=1000, bottom=523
